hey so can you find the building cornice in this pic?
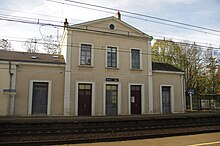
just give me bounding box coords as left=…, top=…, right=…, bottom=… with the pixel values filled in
left=0, top=60, right=65, bottom=67
left=153, top=70, right=184, bottom=75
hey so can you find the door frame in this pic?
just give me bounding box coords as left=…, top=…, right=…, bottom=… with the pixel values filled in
left=75, top=81, right=95, bottom=116
left=128, top=83, right=145, bottom=115
left=103, top=82, right=121, bottom=116
left=160, top=85, right=174, bottom=114
left=28, top=80, right=52, bottom=116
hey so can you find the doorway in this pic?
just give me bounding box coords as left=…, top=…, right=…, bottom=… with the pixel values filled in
left=162, top=86, right=171, bottom=114
left=106, top=84, right=118, bottom=116
left=32, top=82, right=49, bottom=115
left=130, top=85, right=141, bottom=114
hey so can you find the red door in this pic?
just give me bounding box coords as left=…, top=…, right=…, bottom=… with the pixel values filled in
left=131, top=85, right=141, bottom=114
left=78, top=84, right=92, bottom=116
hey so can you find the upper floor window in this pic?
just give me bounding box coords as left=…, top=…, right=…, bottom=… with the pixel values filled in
left=131, top=49, right=141, bottom=69
left=80, top=44, right=92, bottom=66
left=107, top=46, right=118, bottom=68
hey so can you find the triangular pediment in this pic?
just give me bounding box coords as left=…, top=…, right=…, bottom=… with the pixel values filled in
left=71, top=16, right=152, bottom=39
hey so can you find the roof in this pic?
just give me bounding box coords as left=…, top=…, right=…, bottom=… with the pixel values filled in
left=0, top=50, right=65, bottom=65
left=71, top=16, right=153, bottom=40
left=152, top=62, right=184, bottom=72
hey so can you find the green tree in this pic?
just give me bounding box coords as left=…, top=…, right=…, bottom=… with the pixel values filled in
left=215, top=66, right=220, bottom=94
left=203, top=47, right=219, bottom=94
left=152, top=39, right=208, bottom=110
left=152, top=39, right=204, bottom=93
left=152, top=39, right=182, bottom=67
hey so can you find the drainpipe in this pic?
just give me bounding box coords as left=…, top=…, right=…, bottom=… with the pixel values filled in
left=8, top=61, right=16, bottom=116
left=8, top=61, right=13, bottom=115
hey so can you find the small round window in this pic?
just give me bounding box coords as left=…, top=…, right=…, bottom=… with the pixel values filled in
left=108, top=24, right=116, bottom=31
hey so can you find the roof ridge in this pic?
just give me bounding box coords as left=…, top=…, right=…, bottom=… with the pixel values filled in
left=0, top=50, right=65, bottom=64
left=0, top=50, right=63, bottom=56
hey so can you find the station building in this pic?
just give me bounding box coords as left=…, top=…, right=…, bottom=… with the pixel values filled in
left=61, top=13, right=185, bottom=116
left=0, top=14, right=185, bottom=116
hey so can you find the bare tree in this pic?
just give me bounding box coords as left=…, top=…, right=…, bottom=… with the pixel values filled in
left=0, top=39, right=13, bottom=51
left=43, top=35, right=61, bottom=54
left=22, top=38, right=39, bottom=53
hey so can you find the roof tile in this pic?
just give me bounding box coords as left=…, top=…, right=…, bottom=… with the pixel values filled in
left=152, top=62, right=183, bottom=72
left=0, top=50, right=65, bottom=64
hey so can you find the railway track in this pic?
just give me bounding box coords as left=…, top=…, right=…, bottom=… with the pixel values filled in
left=0, top=113, right=220, bottom=145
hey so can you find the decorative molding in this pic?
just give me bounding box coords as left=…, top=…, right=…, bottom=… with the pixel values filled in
left=0, top=60, right=65, bottom=67
left=153, top=70, right=184, bottom=75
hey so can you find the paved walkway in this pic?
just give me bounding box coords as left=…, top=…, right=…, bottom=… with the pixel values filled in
left=57, top=132, right=220, bottom=146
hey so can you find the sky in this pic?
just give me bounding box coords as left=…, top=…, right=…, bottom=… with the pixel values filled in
left=0, top=0, right=220, bottom=55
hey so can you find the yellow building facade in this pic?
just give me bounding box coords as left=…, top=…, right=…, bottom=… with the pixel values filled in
left=0, top=14, right=185, bottom=116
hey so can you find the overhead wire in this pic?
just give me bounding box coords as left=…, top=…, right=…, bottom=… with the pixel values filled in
left=1, top=1, right=219, bottom=37
left=45, top=0, right=220, bottom=46
left=0, top=7, right=82, bottom=22
left=122, top=14, right=220, bottom=36
left=0, top=2, right=219, bottom=61
left=46, top=0, right=220, bottom=36
left=147, top=30, right=220, bottom=44
left=0, top=14, right=219, bottom=46
left=1, top=14, right=220, bottom=50
left=0, top=2, right=218, bottom=76
left=61, top=0, right=220, bottom=33
left=0, top=13, right=62, bottom=24
left=0, top=2, right=220, bottom=46
left=2, top=37, right=218, bottom=62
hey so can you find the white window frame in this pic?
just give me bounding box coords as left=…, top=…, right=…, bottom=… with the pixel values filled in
left=28, top=80, right=52, bottom=116
left=130, top=48, right=142, bottom=70
left=103, top=82, right=121, bottom=115
left=160, top=85, right=174, bottom=114
left=79, top=42, right=94, bottom=67
left=106, top=45, right=119, bottom=69
left=128, top=83, right=145, bottom=115
left=75, top=81, right=95, bottom=116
